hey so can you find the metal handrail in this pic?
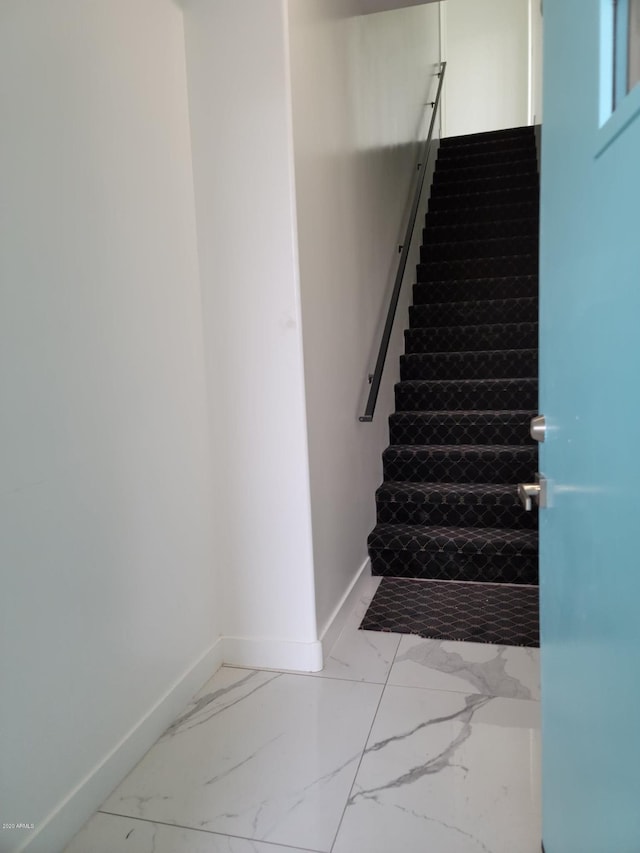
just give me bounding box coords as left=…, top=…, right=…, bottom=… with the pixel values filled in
left=359, top=61, right=446, bottom=423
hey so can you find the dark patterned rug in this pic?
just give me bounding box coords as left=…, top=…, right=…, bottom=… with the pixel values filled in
left=360, top=577, right=539, bottom=647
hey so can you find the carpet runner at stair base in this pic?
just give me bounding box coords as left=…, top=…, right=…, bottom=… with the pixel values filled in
left=363, top=125, right=539, bottom=646
left=360, top=578, right=539, bottom=648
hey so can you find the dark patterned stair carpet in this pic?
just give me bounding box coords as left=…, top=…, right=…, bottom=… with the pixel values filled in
left=360, top=578, right=539, bottom=647
left=364, top=124, right=539, bottom=647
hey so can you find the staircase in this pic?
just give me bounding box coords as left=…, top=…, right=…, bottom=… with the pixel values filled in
left=365, top=125, right=539, bottom=645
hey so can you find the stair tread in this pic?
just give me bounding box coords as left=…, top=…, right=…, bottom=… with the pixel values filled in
left=424, top=235, right=538, bottom=249
left=430, top=200, right=539, bottom=215
left=438, top=147, right=536, bottom=165
left=396, top=377, right=537, bottom=387
left=403, top=348, right=538, bottom=358
left=432, top=185, right=538, bottom=199
left=426, top=200, right=539, bottom=213
left=420, top=253, right=538, bottom=263
left=425, top=203, right=539, bottom=221
left=369, top=523, right=538, bottom=553
left=425, top=218, right=538, bottom=230
left=433, top=176, right=539, bottom=193
left=435, top=172, right=537, bottom=186
left=407, top=320, right=538, bottom=332
left=415, top=273, right=538, bottom=285
left=405, top=325, right=539, bottom=355
left=413, top=279, right=538, bottom=306
left=439, top=143, right=536, bottom=159
left=435, top=158, right=537, bottom=174
left=384, top=443, right=536, bottom=455
left=412, top=296, right=537, bottom=310
left=424, top=227, right=539, bottom=245
left=377, top=481, right=523, bottom=501
left=391, top=408, right=536, bottom=417
left=417, top=256, right=539, bottom=281
left=400, top=350, right=538, bottom=380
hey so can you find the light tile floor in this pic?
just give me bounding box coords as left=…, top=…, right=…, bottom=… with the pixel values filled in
left=65, top=578, right=541, bottom=853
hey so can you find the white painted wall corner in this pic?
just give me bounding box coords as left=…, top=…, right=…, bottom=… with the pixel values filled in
left=319, top=558, right=372, bottom=662
left=223, top=635, right=323, bottom=674
left=20, top=640, right=224, bottom=853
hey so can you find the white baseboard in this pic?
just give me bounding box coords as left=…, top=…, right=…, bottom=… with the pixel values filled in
left=21, top=572, right=376, bottom=853
left=20, top=638, right=224, bottom=853
left=223, top=635, right=323, bottom=673
left=319, top=558, right=372, bottom=661
left=222, top=560, right=370, bottom=674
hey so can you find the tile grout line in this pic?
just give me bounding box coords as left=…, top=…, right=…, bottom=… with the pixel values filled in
left=93, top=618, right=394, bottom=853
left=96, top=810, right=323, bottom=853
left=327, top=628, right=403, bottom=853
left=380, top=679, right=541, bottom=702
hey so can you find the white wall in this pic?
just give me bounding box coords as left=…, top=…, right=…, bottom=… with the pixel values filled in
left=530, top=0, right=544, bottom=124
left=181, top=0, right=320, bottom=670
left=0, top=2, right=441, bottom=846
left=0, top=2, right=223, bottom=851
left=287, top=1, right=442, bottom=636
left=358, top=0, right=439, bottom=13
left=442, top=0, right=530, bottom=137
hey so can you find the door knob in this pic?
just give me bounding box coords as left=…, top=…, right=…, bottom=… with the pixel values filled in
left=530, top=414, right=546, bottom=442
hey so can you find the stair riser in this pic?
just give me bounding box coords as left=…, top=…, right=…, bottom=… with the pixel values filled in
left=395, top=381, right=537, bottom=411
left=437, top=146, right=536, bottom=170
left=369, top=548, right=538, bottom=584
left=400, top=350, right=538, bottom=381
left=405, top=323, right=538, bottom=353
left=376, top=501, right=538, bottom=530
left=382, top=451, right=537, bottom=484
left=413, top=277, right=537, bottom=304
left=431, top=175, right=539, bottom=197
left=430, top=188, right=539, bottom=212
left=440, top=134, right=535, bottom=155
left=441, top=126, right=534, bottom=145
left=421, top=237, right=538, bottom=262
left=433, top=160, right=537, bottom=182
left=389, top=415, right=535, bottom=446
left=424, top=222, right=538, bottom=246
left=409, top=298, right=537, bottom=327
left=425, top=201, right=539, bottom=227
left=418, top=255, right=538, bottom=281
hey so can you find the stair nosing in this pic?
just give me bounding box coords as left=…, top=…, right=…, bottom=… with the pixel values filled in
left=410, top=295, right=537, bottom=310
left=405, top=320, right=539, bottom=332
left=395, top=378, right=538, bottom=390
left=419, top=252, right=538, bottom=262
left=401, top=348, right=538, bottom=358
left=390, top=409, right=537, bottom=417
left=422, top=235, right=538, bottom=248
left=383, top=443, right=537, bottom=453
left=369, top=522, right=538, bottom=553
left=414, top=273, right=538, bottom=284
left=433, top=178, right=539, bottom=193
left=435, top=159, right=538, bottom=174
left=377, top=481, right=524, bottom=497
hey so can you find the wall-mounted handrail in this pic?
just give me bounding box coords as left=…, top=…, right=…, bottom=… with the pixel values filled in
left=360, top=61, right=446, bottom=423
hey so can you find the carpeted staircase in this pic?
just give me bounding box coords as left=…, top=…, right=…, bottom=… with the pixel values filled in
left=362, top=125, right=540, bottom=647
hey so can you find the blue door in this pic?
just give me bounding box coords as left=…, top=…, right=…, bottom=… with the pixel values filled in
left=540, top=2, right=640, bottom=851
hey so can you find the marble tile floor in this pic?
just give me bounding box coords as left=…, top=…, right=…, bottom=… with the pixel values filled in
left=65, top=577, right=541, bottom=853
